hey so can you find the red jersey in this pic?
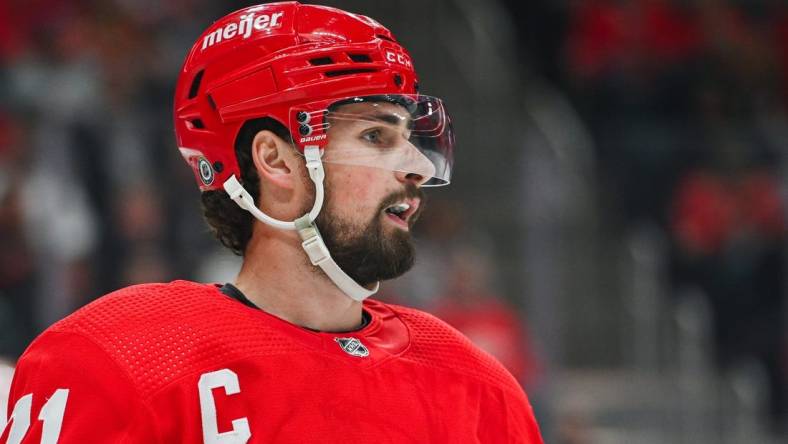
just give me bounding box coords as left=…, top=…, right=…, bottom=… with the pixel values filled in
left=1, top=280, right=542, bottom=443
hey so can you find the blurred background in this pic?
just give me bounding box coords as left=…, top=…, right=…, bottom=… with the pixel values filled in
left=0, top=0, right=786, bottom=442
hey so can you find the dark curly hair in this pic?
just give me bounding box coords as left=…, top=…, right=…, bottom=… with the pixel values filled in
left=200, top=118, right=292, bottom=256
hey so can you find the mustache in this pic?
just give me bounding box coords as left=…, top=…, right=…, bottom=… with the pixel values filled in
left=377, top=183, right=426, bottom=225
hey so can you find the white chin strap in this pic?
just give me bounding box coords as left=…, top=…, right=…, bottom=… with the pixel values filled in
left=222, top=145, right=379, bottom=302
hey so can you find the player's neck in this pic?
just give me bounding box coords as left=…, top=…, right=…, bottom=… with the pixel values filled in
left=234, top=228, right=365, bottom=332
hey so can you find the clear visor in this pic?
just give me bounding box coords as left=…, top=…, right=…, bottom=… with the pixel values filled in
left=291, top=94, right=454, bottom=186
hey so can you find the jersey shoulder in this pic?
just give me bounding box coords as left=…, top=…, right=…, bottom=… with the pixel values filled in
left=49, top=280, right=237, bottom=340
left=40, top=280, right=299, bottom=399
left=385, top=302, right=523, bottom=395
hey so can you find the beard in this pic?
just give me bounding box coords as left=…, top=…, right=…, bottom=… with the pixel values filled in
left=313, top=182, right=425, bottom=287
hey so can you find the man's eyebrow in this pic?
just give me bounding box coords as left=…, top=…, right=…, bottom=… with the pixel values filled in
left=368, top=112, right=412, bottom=127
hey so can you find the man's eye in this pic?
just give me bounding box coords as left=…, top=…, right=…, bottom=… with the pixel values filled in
left=362, top=129, right=383, bottom=144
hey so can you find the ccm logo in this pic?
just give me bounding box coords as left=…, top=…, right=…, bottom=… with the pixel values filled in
left=385, top=50, right=412, bottom=68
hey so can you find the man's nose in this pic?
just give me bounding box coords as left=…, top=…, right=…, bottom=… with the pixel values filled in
left=393, top=139, right=436, bottom=186
left=395, top=170, right=429, bottom=187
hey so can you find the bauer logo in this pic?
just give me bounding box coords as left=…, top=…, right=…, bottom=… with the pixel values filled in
left=201, top=11, right=285, bottom=50
left=334, top=337, right=369, bottom=357
left=299, top=134, right=327, bottom=144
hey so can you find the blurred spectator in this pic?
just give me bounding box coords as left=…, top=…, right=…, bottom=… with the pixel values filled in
left=558, top=0, right=788, bottom=436
left=670, top=152, right=786, bottom=431
left=0, top=114, right=38, bottom=357
left=563, top=0, right=703, bottom=227
left=383, top=199, right=542, bottom=388
left=675, top=60, right=783, bottom=428
left=667, top=34, right=786, bottom=429
left=431, top=245, right=541, bottom=388
left=563, top=0, right=781, bottom=227
left=0, top=1, right=234, bottom=357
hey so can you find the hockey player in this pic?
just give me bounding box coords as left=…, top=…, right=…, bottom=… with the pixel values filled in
left=2, top=3, right=543, bottom=443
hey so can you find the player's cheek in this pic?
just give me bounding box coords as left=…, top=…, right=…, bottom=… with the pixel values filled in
left=327, top=165, right=385, bottom=213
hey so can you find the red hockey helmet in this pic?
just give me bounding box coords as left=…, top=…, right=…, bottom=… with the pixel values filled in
left=174, top=2, right=454, bottom=191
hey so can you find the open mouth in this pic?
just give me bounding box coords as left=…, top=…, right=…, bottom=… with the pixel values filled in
left=383, top=199, right=420, bottom=228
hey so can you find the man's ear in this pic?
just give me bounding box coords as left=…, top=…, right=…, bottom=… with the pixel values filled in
left=250, top=130, right=297, bottom=189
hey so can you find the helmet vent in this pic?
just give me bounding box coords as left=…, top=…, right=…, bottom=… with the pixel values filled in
left=190, top=119, right=205, bottom=129
left=309, top=57, right=334, bottom=66
left=324, top=68, right=376, bottom=78
left=188, top=70, right=205, bottom=99
left=348, top=53, right=372, bottom=63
